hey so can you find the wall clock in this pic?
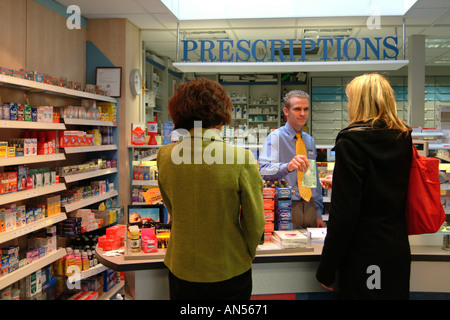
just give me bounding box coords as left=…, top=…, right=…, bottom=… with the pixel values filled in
left=130, top=68, right=142, bottom=95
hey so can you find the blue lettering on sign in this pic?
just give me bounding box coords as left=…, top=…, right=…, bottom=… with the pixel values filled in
left=199, top=40, right=216, bottom=62
left=182, top=40, right=197, bottom=61
left=362, top=37, right=381, bottom=60
left=318, top=38, right=333, bottom=61
left=252, top=39, right=267, bottom=61
left=383, top=36, right=399, bottom=59
left=343, top=38, right=360, bottom=60
left=218, top=40, right=234, bottom=62
left=181, top=37, right=400, bottom=62
left=269, top=39, right=285, bottom=62
left=236, top=40, right=251, bottom=62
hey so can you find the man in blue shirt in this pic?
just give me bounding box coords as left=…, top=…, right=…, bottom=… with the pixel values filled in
left=259, top=90, right=324, bottom=228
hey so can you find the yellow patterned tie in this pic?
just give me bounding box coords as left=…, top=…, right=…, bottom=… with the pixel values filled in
left=296, top=132, right=312, bottom=202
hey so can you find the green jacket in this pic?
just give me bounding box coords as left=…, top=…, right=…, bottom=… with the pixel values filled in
left=157, top=128, right=265, bottom=283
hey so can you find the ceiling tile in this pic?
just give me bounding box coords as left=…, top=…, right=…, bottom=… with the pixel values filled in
left=135, top=0, right=172, bottom=14
left=126, top=14, right=167, bottom=29
left=141, top=31, right=177, bottom=41
left=57, top=0, right=144, bottom=14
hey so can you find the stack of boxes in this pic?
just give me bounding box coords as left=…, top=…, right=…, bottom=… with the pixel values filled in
left=97, top=225, right=126, bottom=251
left=275, top=186, right=293, bottom=231
left=68, top=209, right=97, bottom=233
left=57, top=217, right=81, bottom=236
left=1, top=245, right=19, bottom=276
left=262, top=187, right=275, bottom=242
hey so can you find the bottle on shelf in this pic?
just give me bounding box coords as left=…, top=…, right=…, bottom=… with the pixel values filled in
left=64, top=247, right=75, bottom=276
left=91, top=246, right=98, bottom=266
left=73, top=249, right=82, bottom=272
left=87, top=249, right=93, bottom=268
left=81, top=251, right=89, bottom=271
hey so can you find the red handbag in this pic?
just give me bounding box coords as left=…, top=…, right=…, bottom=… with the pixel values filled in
left=406, top=144, right=446, bottom=235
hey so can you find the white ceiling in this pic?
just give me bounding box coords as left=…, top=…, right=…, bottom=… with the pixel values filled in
left=56, top=0, right=450, bottom=67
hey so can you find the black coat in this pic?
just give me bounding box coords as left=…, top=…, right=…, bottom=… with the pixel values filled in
left=316, top=120, right=412, bottom=299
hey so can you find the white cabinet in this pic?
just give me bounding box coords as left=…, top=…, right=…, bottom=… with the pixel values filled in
left=0, top=73, right=119, bottom=295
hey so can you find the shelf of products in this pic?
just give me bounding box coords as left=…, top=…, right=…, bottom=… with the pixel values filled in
left=0, top=74, right=116, bottom=103
left=62, top=144, right=118, bottom=154
left=128, top=144, right=161, bottom=206
left=0, top=183, right=66, bottom=206
left=62, top=168, right=118, bottom=184
left=0, top=70, right=120, bottom=300
left=0, top=248, right=66, bottom=291
left=0, top=154, right=66, bottom=167
left=63, top=190, right=119, bottom=213
left=0, top=213, right=67, bottom=244
left=0, top=120, right=66, bottom=130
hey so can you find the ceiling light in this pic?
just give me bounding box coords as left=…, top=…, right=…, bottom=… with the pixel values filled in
left=183, top=31, right=229, bottom=40
left=163, top=0, right=417, bottom=20
left=173, top=60, right=409, bottom=73
left=426, top=39, right=450, bottom=49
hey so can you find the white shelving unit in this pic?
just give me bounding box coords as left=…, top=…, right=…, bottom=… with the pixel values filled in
left=62, top=144, right=118, bottom=154
left=132, top=180, right=158, bottom=186
left=0, top=73, right=120, bottom=299
left=0, top=74, right=116, bottom=103
left=0, top=248, right=66, bottom=291
left=63, top=190, right=119, bottom=213
left=0, top=183, right=66, bottom=206
left=67, top=262, right=109, bottom=283
left=62, top=168, right=118, bottom=184
left=63, top=118, right=115, bottom=127
left=0, top=153, right=66, bottom=166
left=0, top=120, right=66, bottom=130
left=0, top=213, right=67, bottom=244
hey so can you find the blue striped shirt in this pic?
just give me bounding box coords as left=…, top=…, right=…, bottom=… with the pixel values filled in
left=258, top=122, right=323, bottom=219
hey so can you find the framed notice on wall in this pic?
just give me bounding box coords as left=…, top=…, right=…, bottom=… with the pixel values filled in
left=96, top=67, right=122, bottom=97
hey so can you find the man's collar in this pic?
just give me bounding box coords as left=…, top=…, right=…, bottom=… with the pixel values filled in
left=285, top=122, right=301, bottom=139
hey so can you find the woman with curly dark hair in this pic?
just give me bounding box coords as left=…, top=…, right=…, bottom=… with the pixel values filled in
left=157, top=78, right=265, bottom=300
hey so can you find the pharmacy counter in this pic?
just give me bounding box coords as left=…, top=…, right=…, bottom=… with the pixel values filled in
left=96, top=242, right=450, bottom=300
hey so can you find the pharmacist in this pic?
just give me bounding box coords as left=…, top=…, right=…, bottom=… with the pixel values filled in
left=259, top=90, right=324, bottom=228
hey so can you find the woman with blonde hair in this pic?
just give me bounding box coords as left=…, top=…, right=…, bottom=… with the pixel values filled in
left=316, top=73, right=412, bottom=299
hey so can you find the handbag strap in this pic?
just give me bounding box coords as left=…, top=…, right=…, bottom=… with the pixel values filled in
left=411, top=143, right=419, bottom=157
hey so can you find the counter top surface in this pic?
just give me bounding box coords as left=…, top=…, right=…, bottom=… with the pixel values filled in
left=96, top=242, right=450, bottom=272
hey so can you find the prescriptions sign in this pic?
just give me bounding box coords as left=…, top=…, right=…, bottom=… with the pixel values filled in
left=181, top=37, right=399, bottom=62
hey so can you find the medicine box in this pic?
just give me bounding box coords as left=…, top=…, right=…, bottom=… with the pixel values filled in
left=264, top=210, right=274, bottom=221
left=20, top=69, right=33, bottom=80
left=275, top=221, right=293, bottom=231
left=263, top=199, right=275, bottom=210
left=33, top=71, right=43, bottom=82
left=13, top=70, right=24, bottom=79
left=103, top=269, right=117, bottom=292
left=276, top=209, right=292, bottom=221
left=262, top=188, right=275, bottom=199
left=0, top=142, right=7, bottom=158
left=0, top=67, right=12, bottom=75
left=275, top=187, right=292, bottom=199
left=43, top=74, right=52, bottom=84
left=9, top=103, right=17, bottom=120
left=162, top=122, right=174, bottom=144
left=68, top=291, right=98, bottom=300
left=264, top=221, right=274, bottom=233
left=16, top=205, right=25, bottom=227
left=277, top=200, right=292, bottom=210
left=17, top=165, right=28, bottom=191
